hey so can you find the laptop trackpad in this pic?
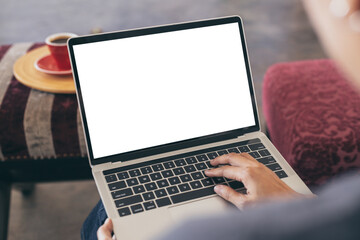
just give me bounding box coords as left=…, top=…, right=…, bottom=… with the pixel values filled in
left=169, top=196, right=232, bottom=222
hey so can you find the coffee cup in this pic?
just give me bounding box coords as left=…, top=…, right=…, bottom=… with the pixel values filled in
left=45, top=33, right=77, bottom=70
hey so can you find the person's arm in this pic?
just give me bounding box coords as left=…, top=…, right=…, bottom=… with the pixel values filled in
left=302, top=0, right=360, bottom=90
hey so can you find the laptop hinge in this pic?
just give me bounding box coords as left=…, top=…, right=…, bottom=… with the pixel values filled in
left=239, top=131, right=261, bottom=139
left=237, top=133, right=247, bottom=138
left=92, top=161, right=118, bottom=172
left=111, top=160, right=121, bottom=164
left=102, top=134, right=258, bottom=167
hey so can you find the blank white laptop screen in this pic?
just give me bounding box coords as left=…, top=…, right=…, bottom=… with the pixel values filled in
left=73, top=22, right=256, bottom=159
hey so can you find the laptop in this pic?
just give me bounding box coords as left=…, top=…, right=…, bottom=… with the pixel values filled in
left=68, top=16, right=312, bottom=239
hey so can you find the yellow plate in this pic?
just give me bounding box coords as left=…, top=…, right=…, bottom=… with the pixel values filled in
left=13, top=45, right=75, bottom=94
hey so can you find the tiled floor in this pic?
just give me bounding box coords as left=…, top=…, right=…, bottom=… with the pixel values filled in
left=2, top=0, right=326, bottom=239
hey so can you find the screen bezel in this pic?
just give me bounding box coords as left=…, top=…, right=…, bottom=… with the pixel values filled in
left=68, top=16, right=260, bottom=165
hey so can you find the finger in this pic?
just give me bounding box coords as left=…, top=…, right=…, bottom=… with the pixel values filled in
left=97, top=218, right=113, bottom=240
left=214, top=184, right=247, bottom=209
left=205, top=165, right=245, bottom=182
left=210, top=153, right=250, bottom=167
left=239, top=152, right=257, bottom=161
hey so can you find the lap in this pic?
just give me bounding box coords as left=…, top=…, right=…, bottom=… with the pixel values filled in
left=81, top=200, right=108, bottom=240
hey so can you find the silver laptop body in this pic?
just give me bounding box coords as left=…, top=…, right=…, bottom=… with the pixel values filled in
left=68, top=16, right=312, bottom=240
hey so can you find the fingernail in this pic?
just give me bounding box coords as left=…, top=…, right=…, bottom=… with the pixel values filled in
left=214, top=185, right=223, bottom=194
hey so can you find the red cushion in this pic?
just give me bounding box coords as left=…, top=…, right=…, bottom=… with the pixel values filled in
left=263, top=59, right=360, bottom=187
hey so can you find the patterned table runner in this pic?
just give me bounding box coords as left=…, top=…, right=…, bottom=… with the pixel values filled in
left=0, top=43, right=87, bottom=161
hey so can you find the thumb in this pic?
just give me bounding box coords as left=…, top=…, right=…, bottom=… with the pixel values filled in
left=214, top=184, right=247, bottom=210
left=97, top=218, right=114, bottom=240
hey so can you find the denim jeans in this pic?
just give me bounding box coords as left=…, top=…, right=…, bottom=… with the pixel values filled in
left=81, top=200, right=108, bottom=240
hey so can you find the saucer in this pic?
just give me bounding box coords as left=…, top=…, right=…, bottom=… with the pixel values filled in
left=13, top=45, right=75, bottom=94
left=35, top=55, right=72, bottom=75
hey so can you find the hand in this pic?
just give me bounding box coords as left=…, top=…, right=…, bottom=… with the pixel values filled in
left=97, top=218, right=115, bottom=240
left=205, top=153, right=303, bottom=209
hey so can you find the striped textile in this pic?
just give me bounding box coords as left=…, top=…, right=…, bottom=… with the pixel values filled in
left=0, top=43, right=87, bottom=161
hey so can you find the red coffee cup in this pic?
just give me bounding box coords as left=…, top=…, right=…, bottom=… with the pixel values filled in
left=45, top=33, right=77, bottom=70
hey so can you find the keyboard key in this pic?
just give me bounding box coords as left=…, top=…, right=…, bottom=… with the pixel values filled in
left=267, top=163, right=282, bottom=171
left=191, top=171, right=204, bottom=180
left=152, top=164, right=164, bottom=172
left=178, top=183, right=191, bottom=192
left=145, top=182, right=158, bottom=191
left=257, top=156, right=276, bottom=165
left=275, top=170, right=288, bottom=179
left=205, top=161, right=213, bottom=168
left=174, top=159, right=186, bottom=167
left=157, top=179, right=169, bottom=188
left=126, top=178, right=139, bottom=186
left=150, top=172, right=162, bottom=181
left=143, top=201, right=157, bottom=211
left=228, top=181, right=245, bottom=189
left=195, top=163, right=207, bottom=170
left=213, top=177, right=226, bottom=184
left=249, top=143, right=265, bottom=151
left=227, top=148, right=240, bottom=153
left=166, top=186, right=179, bottom=195
left=173, top=167, right=185, bottom=175
left=171, top=186, right=215, bottom=204
left=258, top=149, right=271, bottom=157
left=161, top=170, right=174, bottom=178
left=117, top=172, right=130, bottom=180
left=118, top=207, right=131, bottom=217
left=133, top=185, right=146, bottom=194
left=115, top=195, right=142, bottom=208
left=206, top=152, right=218, bottom=159
left=217, top=150, right=228, bottom=156
left=238, top=146, right=250, bottom=152
left=138, top=175, right=151, bottom=184
left=201, top=178, right=214, bottom=186
left=185, top=157, right=197, bottom=164
left=108, top=181, right=126, bottom=191
left=249, top=151, right=261, bottom=159
left=180, top=174, right=192, bottom=182
left=142, top=192, right=155, bottom=201
left=184, top=165, right=196, bottom=173
left=155, top=189, right=168, bottom=198
left=131, top=204, right=144, bottom=214
left=105, top=174, right=117, bottom=183
left=168, top=176, right=181, bottom=185
left=140, top=167, right=153, bottom=174
left=129, top=169, right=141, bottom=177
left=196, top=154, right=208, bottom=162
left=190, top=180, right=202, bottom=189
left=156, top=197, right=172, bottom=208
left=112, top=188, right=133, bottom=199
left=163, top=161, right=176, bottom=169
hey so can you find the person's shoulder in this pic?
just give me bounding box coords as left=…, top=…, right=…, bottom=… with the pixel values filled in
left=318, top=172, right=360, bottom=198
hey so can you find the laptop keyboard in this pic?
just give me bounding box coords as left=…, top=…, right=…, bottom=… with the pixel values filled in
left=103, top=138, right=288, bottom=217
